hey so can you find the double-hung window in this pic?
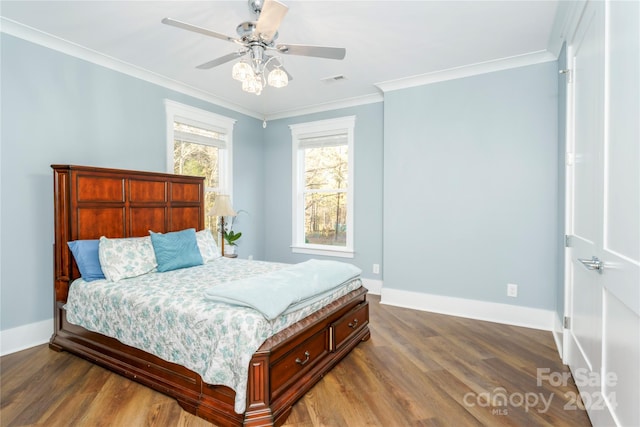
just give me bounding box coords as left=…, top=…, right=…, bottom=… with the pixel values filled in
left=290, top=116, right=355, bottom=258
left=165, top=100, right=236, bottom=235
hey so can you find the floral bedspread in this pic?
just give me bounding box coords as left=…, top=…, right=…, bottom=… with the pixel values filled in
left=64, top=257, right=362, bottom=413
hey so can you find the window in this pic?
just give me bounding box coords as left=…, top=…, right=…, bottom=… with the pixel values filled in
left=291, top=116, right=355, bottom=258
left=165, top=100, right=236, bottom=235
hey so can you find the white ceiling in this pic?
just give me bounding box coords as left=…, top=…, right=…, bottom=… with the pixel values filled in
left=1, top=1, right=560, bottom=118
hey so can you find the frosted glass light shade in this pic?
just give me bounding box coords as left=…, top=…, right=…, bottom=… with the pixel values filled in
left=232, top=61, right=251, bottom=82
left=242, top=76, right=263, bottom=95
left=268, top=68, right=288, bottom=88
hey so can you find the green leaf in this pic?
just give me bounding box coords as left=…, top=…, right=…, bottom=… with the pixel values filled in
left=223, top=230, right=242, bottom=245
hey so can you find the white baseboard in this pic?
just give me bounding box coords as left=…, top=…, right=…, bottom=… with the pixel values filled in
left=361, top=278, right=382, bottom=295
left=1, top=318, right=53, bottom=356
left=552, top=313, right=565, bottom=361
left=380, top=288, right=555, bottom=331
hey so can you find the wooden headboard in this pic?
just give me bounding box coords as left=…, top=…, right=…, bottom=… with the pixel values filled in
left=52, top=165, right=205, bottom=303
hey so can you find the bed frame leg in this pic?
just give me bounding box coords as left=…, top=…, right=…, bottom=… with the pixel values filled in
left=49, top=334, right=64, bottom=352
left=244, top=408, right=275, bottom=427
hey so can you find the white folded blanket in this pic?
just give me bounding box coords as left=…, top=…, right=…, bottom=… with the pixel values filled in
left=203, top=259, right=362, bottom=320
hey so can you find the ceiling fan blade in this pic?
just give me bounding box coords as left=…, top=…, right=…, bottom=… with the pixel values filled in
left=196, top=51, right=248, bottom=69
left=255, top=0, right=289, bottom=42
left=162, top=17, right=237, bottom=44
left=275, top=44, right=346, bottom=60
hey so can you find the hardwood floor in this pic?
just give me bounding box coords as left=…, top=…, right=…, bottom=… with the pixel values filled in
left=1, top=295, right=591, bottom=426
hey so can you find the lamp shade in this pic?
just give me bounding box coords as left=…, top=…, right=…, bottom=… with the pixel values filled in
left=208, top=195, right=237, bottom=217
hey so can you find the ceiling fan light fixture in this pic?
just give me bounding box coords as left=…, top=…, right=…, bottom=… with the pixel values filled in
left=163, top=0, right=345, bottom=97
left=232, top=60, right=252, bottom=81
left=242, top=75, right=263, bottom=95
left=268, top=67, right=288, bottom=88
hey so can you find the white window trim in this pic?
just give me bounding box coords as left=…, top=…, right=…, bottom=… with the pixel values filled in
left=290, top=116, right=355, bottom=258
left=164, top=99, right=236, bottom=195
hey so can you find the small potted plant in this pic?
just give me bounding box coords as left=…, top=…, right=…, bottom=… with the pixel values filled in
left=223, top=229, right=242, bottom=255
left=222, top=210, right=245, bottom=256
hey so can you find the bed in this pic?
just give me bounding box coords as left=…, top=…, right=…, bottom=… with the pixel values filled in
left=49, top=164, right=370, bottom=427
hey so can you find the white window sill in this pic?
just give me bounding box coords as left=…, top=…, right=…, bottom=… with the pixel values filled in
left=291, top=245, right=354, bottom=259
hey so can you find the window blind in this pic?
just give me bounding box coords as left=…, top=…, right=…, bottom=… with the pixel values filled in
left=174, top=120, right=227, bottom=149
left=298, top=133, right=347, bottom=149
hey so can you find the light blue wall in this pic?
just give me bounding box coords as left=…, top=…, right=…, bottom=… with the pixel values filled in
left=1, top=31, right=560, bottom=335
left=0, top=34, right=264, bottom=330
left=383, top=62, right=559, bottom=309
left=262, top=103, right=384, bottom=280
left=229, top=112, right=266, bottom=261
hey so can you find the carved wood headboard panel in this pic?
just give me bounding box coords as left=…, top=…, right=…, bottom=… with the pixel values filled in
left=52, top=165, right=205, bottom=303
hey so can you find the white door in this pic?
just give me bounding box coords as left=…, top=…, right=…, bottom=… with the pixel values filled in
left=566, top=2, right=607, bottom=420
left=565, top=1, right=640, bottom=426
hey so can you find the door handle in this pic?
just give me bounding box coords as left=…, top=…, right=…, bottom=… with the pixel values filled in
left=578, top=256, right=603, bottom=273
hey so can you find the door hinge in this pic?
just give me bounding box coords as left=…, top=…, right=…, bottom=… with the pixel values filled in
left=566, top=152, right=575, bottom=166
left=565, top=235, right=572, bottom=247
left=559, top=69, right=573, bottom=83
left=563, top=316, right=571, bottom=329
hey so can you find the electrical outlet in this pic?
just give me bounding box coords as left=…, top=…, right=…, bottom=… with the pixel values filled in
left=373, top=264, right=380, bottom=274
left=248, top=255, right=253, bottom=260
left=507, top=283, right=518, bottom=298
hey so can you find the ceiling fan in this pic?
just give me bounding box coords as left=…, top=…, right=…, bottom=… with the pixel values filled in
left=162, top=0, right=346, bottom=95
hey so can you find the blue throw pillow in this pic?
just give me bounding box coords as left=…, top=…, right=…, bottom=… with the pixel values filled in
left=67, top=240, right=106, bottom=282
left=149, top=228, right=203, bottom=272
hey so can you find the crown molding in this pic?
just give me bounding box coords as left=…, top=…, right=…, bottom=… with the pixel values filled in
left=547, top=0, right=588, bottom=53
left=546, top=0, right=572, bottom=56
left=265, top=93, right=383, bottom=121
left=375, top=50, right=557, bottom=93
left=0, top=17, right=262, bottom=120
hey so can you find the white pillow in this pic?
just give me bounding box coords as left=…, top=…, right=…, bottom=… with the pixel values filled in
left=98, top=236, right=157, bottom=282
left=196, top=229, right=222, bottom=263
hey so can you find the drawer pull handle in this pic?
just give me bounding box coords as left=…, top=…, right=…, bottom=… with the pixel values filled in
left=348, top=319, right=359, bottom=329
left=295, top=351, right=311, bottom=366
